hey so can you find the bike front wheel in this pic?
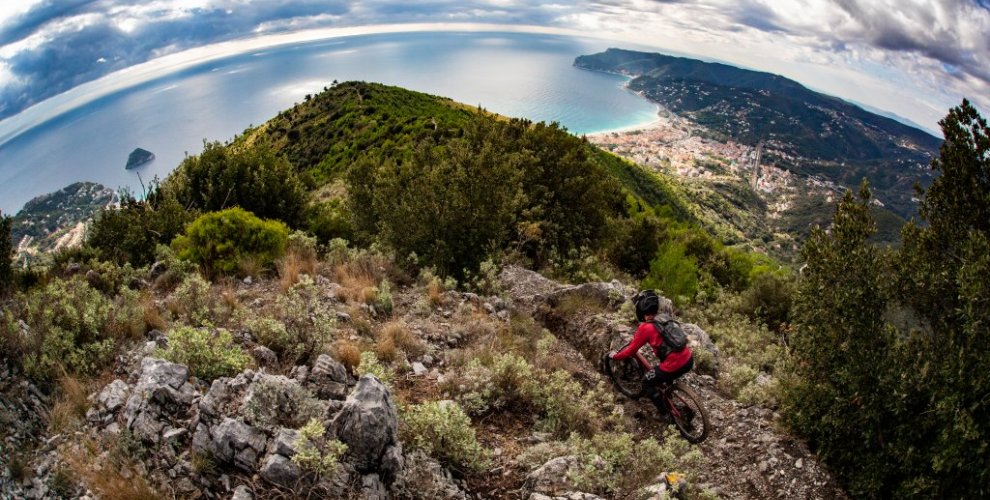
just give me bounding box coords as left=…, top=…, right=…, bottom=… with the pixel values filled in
left=667, top=382, right=709, bottom=443
left=603, top=354, right=647, bottom=398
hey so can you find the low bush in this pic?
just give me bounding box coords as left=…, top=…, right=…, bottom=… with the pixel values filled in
left=171, top=207, right=289, bottom=278
left=156, top=326, right=250, bottom=381
left=165, top=273, right=213, bottom=326
left=400, top=400, right=490, bottom=473
left=374, top=279, right=394, bottom=315
left=9, top=277, right=143, bottom=388
left=566, top=429, right=701, bottom=497
left=356, top=351, right=394, bottom=385
left=244, top=376, right=325, bottom=430
left=292, top=418, right=348, bottom=477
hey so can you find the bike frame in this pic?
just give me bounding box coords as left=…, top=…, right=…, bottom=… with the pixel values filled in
left=622, top=343, right=685, bottom=416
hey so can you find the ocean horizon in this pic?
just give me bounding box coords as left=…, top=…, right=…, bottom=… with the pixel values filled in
left=0, top=31, right=660, bottom=214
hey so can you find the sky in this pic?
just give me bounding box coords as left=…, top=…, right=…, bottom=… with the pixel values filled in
left=0, top=0, right=988, bottom=137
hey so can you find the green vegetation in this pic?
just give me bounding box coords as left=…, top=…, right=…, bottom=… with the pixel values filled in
left=783, top=100, right=990, bottom=497
left=292, top=418, right=348, bottom=477
left=399, top=401, right=490, bottom=473
left=1, top=212, right=12, bottom=295
left=172, top=208, right=289, bottom=277
left=167, top=141, right=307, bottom=223
left=567, top=429, right=700, bottom=497
left=156, top=326, right=251, bottom=381
left=87, top=183, right=193, bottom=267
left=1, top=277, right=144, bottom=389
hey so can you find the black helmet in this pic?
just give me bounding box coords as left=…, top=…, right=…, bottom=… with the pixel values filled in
left=633, top=289, right=660, bottom=322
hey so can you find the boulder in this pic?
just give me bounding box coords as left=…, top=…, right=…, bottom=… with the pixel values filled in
left=250, top=346, right=278, bottom=368
left=260, top=454, right=301, bottom=488
left=208, top=418, right=268, bottom=472
left=331, top=375, right=401, bottom=482
left=525, top=456, right=581, bottom=496
left=121, top=358, right=197, bottom=444
left=392, top=450, right=467, bottom=500
left=307, top=354, right=352, bottom=400
left=92, top=379, right=130, bottom=418
left=231, top=484, right=253, bottom=500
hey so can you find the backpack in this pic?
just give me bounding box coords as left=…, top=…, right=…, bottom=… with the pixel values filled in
left=651, top=318, right=688, bottom=359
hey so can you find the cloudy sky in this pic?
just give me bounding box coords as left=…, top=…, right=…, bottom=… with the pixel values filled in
left=1, top=0, right=988, bottom=135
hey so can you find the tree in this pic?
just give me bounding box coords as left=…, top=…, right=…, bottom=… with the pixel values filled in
left=168, top=141, right=307, bottom=225
left=0, top=212, right=13, bottom=294
left=784, top=101, right=990, bottom=498
left=87, top=183, right=194, bottom=267
left=349, top=119, right=525, bottom=277
left=889, top=100, right=990, bottom=497
left=783, top=183, right=900, bottom=496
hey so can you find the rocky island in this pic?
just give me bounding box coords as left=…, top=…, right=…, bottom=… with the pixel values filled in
left=125, top=147, right=155, bottom=169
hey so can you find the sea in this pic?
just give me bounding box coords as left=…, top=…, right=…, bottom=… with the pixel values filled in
left=0, top=31, right=660, bottom=214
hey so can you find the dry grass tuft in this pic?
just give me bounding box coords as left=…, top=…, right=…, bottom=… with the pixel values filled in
left=332, top=263, right=377, bottom=304
left=62, top=436, right=164, bottom=500
left=426, top=278, right=444, bottom=306
left=374, top=321, right=426, bottom=363
left=334, top=340, right=363, bottom=372
left=277, top=247, right=317, bottom=291
left=141, top=293, right=167, bottom=331
left=48, top=374, right=91, bottom=434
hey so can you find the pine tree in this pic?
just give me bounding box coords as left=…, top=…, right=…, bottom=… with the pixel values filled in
left=0, top=212, right=13, bottom=294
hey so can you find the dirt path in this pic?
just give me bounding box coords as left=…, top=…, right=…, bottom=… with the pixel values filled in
left=498, top=266, right=847, bottom=500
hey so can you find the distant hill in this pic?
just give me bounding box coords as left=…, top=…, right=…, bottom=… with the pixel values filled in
left=11, top=181, right=114, bottom=259
left=575, top=48, right=941, bottom=219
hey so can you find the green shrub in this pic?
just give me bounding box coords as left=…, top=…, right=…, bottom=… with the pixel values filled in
left=253, top=275, right=335, bottom=364
left=13, top=277, right=143, bottom=388
left=244, top=376, right=325, bottom=430
left=374, top=279, right=394, bottom=315
left=534, top=370, right=620, bottom=437
left=400, top=401, right=490, bottom=473
left=166, top=273, right=213, bottom=326
left=168, top=141, right=307, bottom=225
left=306, top=198, right=355, bottom=244
left=156, top=326, right=250, bottom=381
left=642, top=242, right=699, bottom=305
left=448, top=353, right=536, bottom=415
left=567, top=429, right=701, bottom=497
left=356, top=351, right=394, bottom=385
left=171, top=208, right=289, bottom=277
left=292, top=418, right=348, bottom=477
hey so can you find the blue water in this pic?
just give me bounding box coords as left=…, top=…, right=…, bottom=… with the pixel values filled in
left=0, top=31, right=658, bottom=214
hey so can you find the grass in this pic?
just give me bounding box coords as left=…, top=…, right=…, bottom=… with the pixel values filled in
left=48, top=374, right=93, bottom=434
left=333, top=339, right=362, bottom=372
left=277, top=246, right=318, bottom=292
left=62, top=436, right=164, bottom=500
left=374, top=321, right=425, bottom=363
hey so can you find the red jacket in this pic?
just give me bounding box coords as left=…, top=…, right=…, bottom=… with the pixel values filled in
left=613, top=320, right=692, bottom=372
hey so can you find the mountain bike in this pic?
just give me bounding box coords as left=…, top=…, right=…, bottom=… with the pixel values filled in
left=602, top=343, right=710, bottom=443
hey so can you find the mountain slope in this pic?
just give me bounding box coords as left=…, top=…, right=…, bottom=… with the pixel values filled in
left=575, top=48, right=940, bottom=218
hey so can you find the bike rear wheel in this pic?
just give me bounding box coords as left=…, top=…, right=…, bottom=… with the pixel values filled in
left=603, top=354, right=646, bottom=398
left=667, top=382, right=709, bottom=443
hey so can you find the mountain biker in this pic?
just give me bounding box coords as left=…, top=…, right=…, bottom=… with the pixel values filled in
left=609, top=290, right=694, bottom=418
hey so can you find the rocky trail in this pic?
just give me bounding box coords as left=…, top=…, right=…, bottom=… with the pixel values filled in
left=498, top=266, right=847, bottom=500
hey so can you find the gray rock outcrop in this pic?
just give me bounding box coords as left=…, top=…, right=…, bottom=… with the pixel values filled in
left=332, top=375, right=403, bottom=483
left=121, top=357, right=198, bottom=444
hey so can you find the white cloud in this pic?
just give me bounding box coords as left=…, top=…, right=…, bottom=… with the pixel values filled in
left=0, top=0, right=988, bottom=132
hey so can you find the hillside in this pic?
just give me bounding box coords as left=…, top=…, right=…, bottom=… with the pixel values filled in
left=575, top=48, right=940, bottom=220
left=11, top=182, right=114, bottom=261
